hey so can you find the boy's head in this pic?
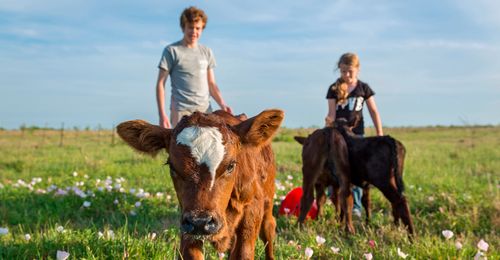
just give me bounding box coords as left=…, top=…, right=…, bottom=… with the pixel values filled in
left=180, top=6, right=208, bottom=30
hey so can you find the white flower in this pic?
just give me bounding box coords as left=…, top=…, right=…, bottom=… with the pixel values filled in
left=474, top=251, right=486, bottom=260
left=428, top=196, right=434, bottom=202
left=166, top=195, right=172, bottom=201
left=363, top=252, right=373, bottom=260
left=56, top=250, right=70, bottom=260
left=218, top=252, right=225, bottom=259
left=106, top=230, right=115, bottom=239
left=287, top=175, right=293, bottom=180
left=316, top=235, right=326, bottom=245
left=442, top=230, right=454, bottom=240
left=113, top=199, right=119, bottom=205
left=455, top=241, right=463, bottom=250
left=330, top=246, right=340, bottom=254
left=0, top=227, right=9, bottom=235
left=130, top=210, right=137, bottom=216
left=156, top=192, right=164, bottom=197
left=97, top=231, right=104, bottom=238
left=477, top=239, right=489, bottom=252
left=56, top=226, right=65, bottom=233
left=397, top=247, right=408, bottom=258
left=149, top=232, right=157, bottom=240
left=304, top=247, right=313, bottom=259
left=83, top=201, right=91, bottom=207
left=24, top=234, right=31, bottom=241
left=135, top=201, right=142, bottom=207
left=72, top=171, right=78, bottom=177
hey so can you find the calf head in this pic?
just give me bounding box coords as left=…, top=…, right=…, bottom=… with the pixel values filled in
left=117, top=109, right=284, bottom=239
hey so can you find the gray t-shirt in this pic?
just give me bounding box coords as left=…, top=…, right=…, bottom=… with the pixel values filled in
left=158, top=41, right=216, bottom=112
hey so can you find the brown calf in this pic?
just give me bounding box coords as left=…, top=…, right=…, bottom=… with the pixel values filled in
left=117, top=109, right=284, bottom=260
left=295, top=125, right=414, bottom=235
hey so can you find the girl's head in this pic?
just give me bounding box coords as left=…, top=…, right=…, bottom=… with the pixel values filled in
left=333, top=52, right=360, bottom=104
left=337, top=52, right=360, bottom=86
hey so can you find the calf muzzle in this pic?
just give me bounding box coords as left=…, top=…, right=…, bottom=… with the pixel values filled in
left=181, top=211, right=222, bottom=236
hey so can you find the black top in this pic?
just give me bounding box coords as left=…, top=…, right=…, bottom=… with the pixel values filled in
left=326, top=80, right=375, bottom=135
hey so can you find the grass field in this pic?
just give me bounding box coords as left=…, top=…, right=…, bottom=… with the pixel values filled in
left=0, top=126, right=498, bottom=259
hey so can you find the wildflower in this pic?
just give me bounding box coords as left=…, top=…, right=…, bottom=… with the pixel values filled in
left=363, top=252, right=373, bottom=260
left=284, top=208, right=290, bottom=214
left=135, top=201, right=142, bottom=207
left=368, top=240, right=376, bottom=248
left=428, top=196, right=434, bottom=202
left=166, top=195, right=172, bottom=201
left=0, top=227, right=9, bottom=235
left=474, top=251, right=486, bottom=260
left=331, top=246, right=340, bottom=254
left=477, top=239, right=489, bottom=252
left=113, top=199, right=119, bottom=205
left=97, top=231, right=104, bottom=239
left=56, top=226, right=65, bottom=233
left=24, top=234, right=31, bottom=241
left=56, top=250, right=70, bottom=260
left=149, top=232, right=157, bottom=240
left=106, top=230, right=115, bottom=239
left=72, top=171, right=78, bottom=177
left=287, top=175, right=293, bottom=180
left=316, top=235, right=326, bottom=245
left=83, top=201, right=91, bottom=207
left=304, top=247, right=313, bottom=259
left=455, top=241, right=463, bottom=250
left=442, top=230, right=453, bottom=240
left=397, top=247, right=408, bottom=258
left=218, top=252, right=225, bottom=259
left=130, top=210, right=137, bottom=216
left=156, top=192, right=164, bottom=197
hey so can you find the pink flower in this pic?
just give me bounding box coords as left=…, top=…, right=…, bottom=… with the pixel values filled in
left=368, top=240, right=376, bottom=248
left=330, top=246, right=340, bottom=254
left=363, top=252, right=373, bottom=260
left=316, top=235, right=326, bottom=245
left=477, top=239, right=489, bottom=252
left=442, top=230, right=453, bottom=240
left=305, top=247, right=313, bottom=259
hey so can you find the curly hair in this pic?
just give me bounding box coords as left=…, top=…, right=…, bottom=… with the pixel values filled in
left=180, top=6, right=208, bottom=29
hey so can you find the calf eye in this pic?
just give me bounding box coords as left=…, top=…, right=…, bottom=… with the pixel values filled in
left=226, top=161, right=236, bottom=174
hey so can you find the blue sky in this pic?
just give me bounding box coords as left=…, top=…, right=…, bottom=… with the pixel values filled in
left=1, top=0, right=499, bottom=129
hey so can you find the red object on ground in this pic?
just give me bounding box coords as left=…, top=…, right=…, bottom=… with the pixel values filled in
left=278, top=187, right=318, bottom=219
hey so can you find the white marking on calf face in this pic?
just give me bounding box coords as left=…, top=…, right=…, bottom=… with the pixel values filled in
left=176, top=126, right=225, bottom=189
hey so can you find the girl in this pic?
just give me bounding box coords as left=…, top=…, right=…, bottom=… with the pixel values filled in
left=325, top=52, right=384, bottom=216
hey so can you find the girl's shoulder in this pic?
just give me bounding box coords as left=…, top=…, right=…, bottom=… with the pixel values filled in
left=356, top=80, right=375, bottom=97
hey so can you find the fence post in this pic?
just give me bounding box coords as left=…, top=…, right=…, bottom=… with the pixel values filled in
left=59, top=122, right=64, bottom=147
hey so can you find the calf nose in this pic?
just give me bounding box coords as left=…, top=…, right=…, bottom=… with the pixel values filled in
left=181, top=212, right=221, bottom=235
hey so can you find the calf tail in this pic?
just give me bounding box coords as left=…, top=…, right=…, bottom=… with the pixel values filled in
left=388, top=136, right=405, bottom=195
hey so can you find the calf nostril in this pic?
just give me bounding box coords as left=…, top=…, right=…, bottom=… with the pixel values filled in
left=181, top=213, right=220, bottom=235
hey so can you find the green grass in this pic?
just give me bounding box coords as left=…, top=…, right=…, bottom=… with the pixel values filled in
left=0, top=126, right=498, bottom=259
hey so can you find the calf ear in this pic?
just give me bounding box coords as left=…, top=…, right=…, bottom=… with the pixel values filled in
left=116, top=120, right=172, bottom=156
left=294, top=136, right=306, bottom=145
left=235, top=109, right=284, bottom=146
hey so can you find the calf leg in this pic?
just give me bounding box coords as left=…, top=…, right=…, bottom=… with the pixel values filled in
left=339, top=185, right=355, bottom=234
left=361, top=187, right=371, bottom=224
left=329, top=185, right=341, bottom=222
left=259, top=200, right=276, bottom=260
left=378, top=184, right=414, bottom=235
left=315, top=183, right=327, bottom=218
left=180, top=237, right=204, bottom=260
left=299, top=164, right=323, bottom=224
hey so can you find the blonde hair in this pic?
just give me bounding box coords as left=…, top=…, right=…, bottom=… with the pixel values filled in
left=332, top=53, right=360, bottom=104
